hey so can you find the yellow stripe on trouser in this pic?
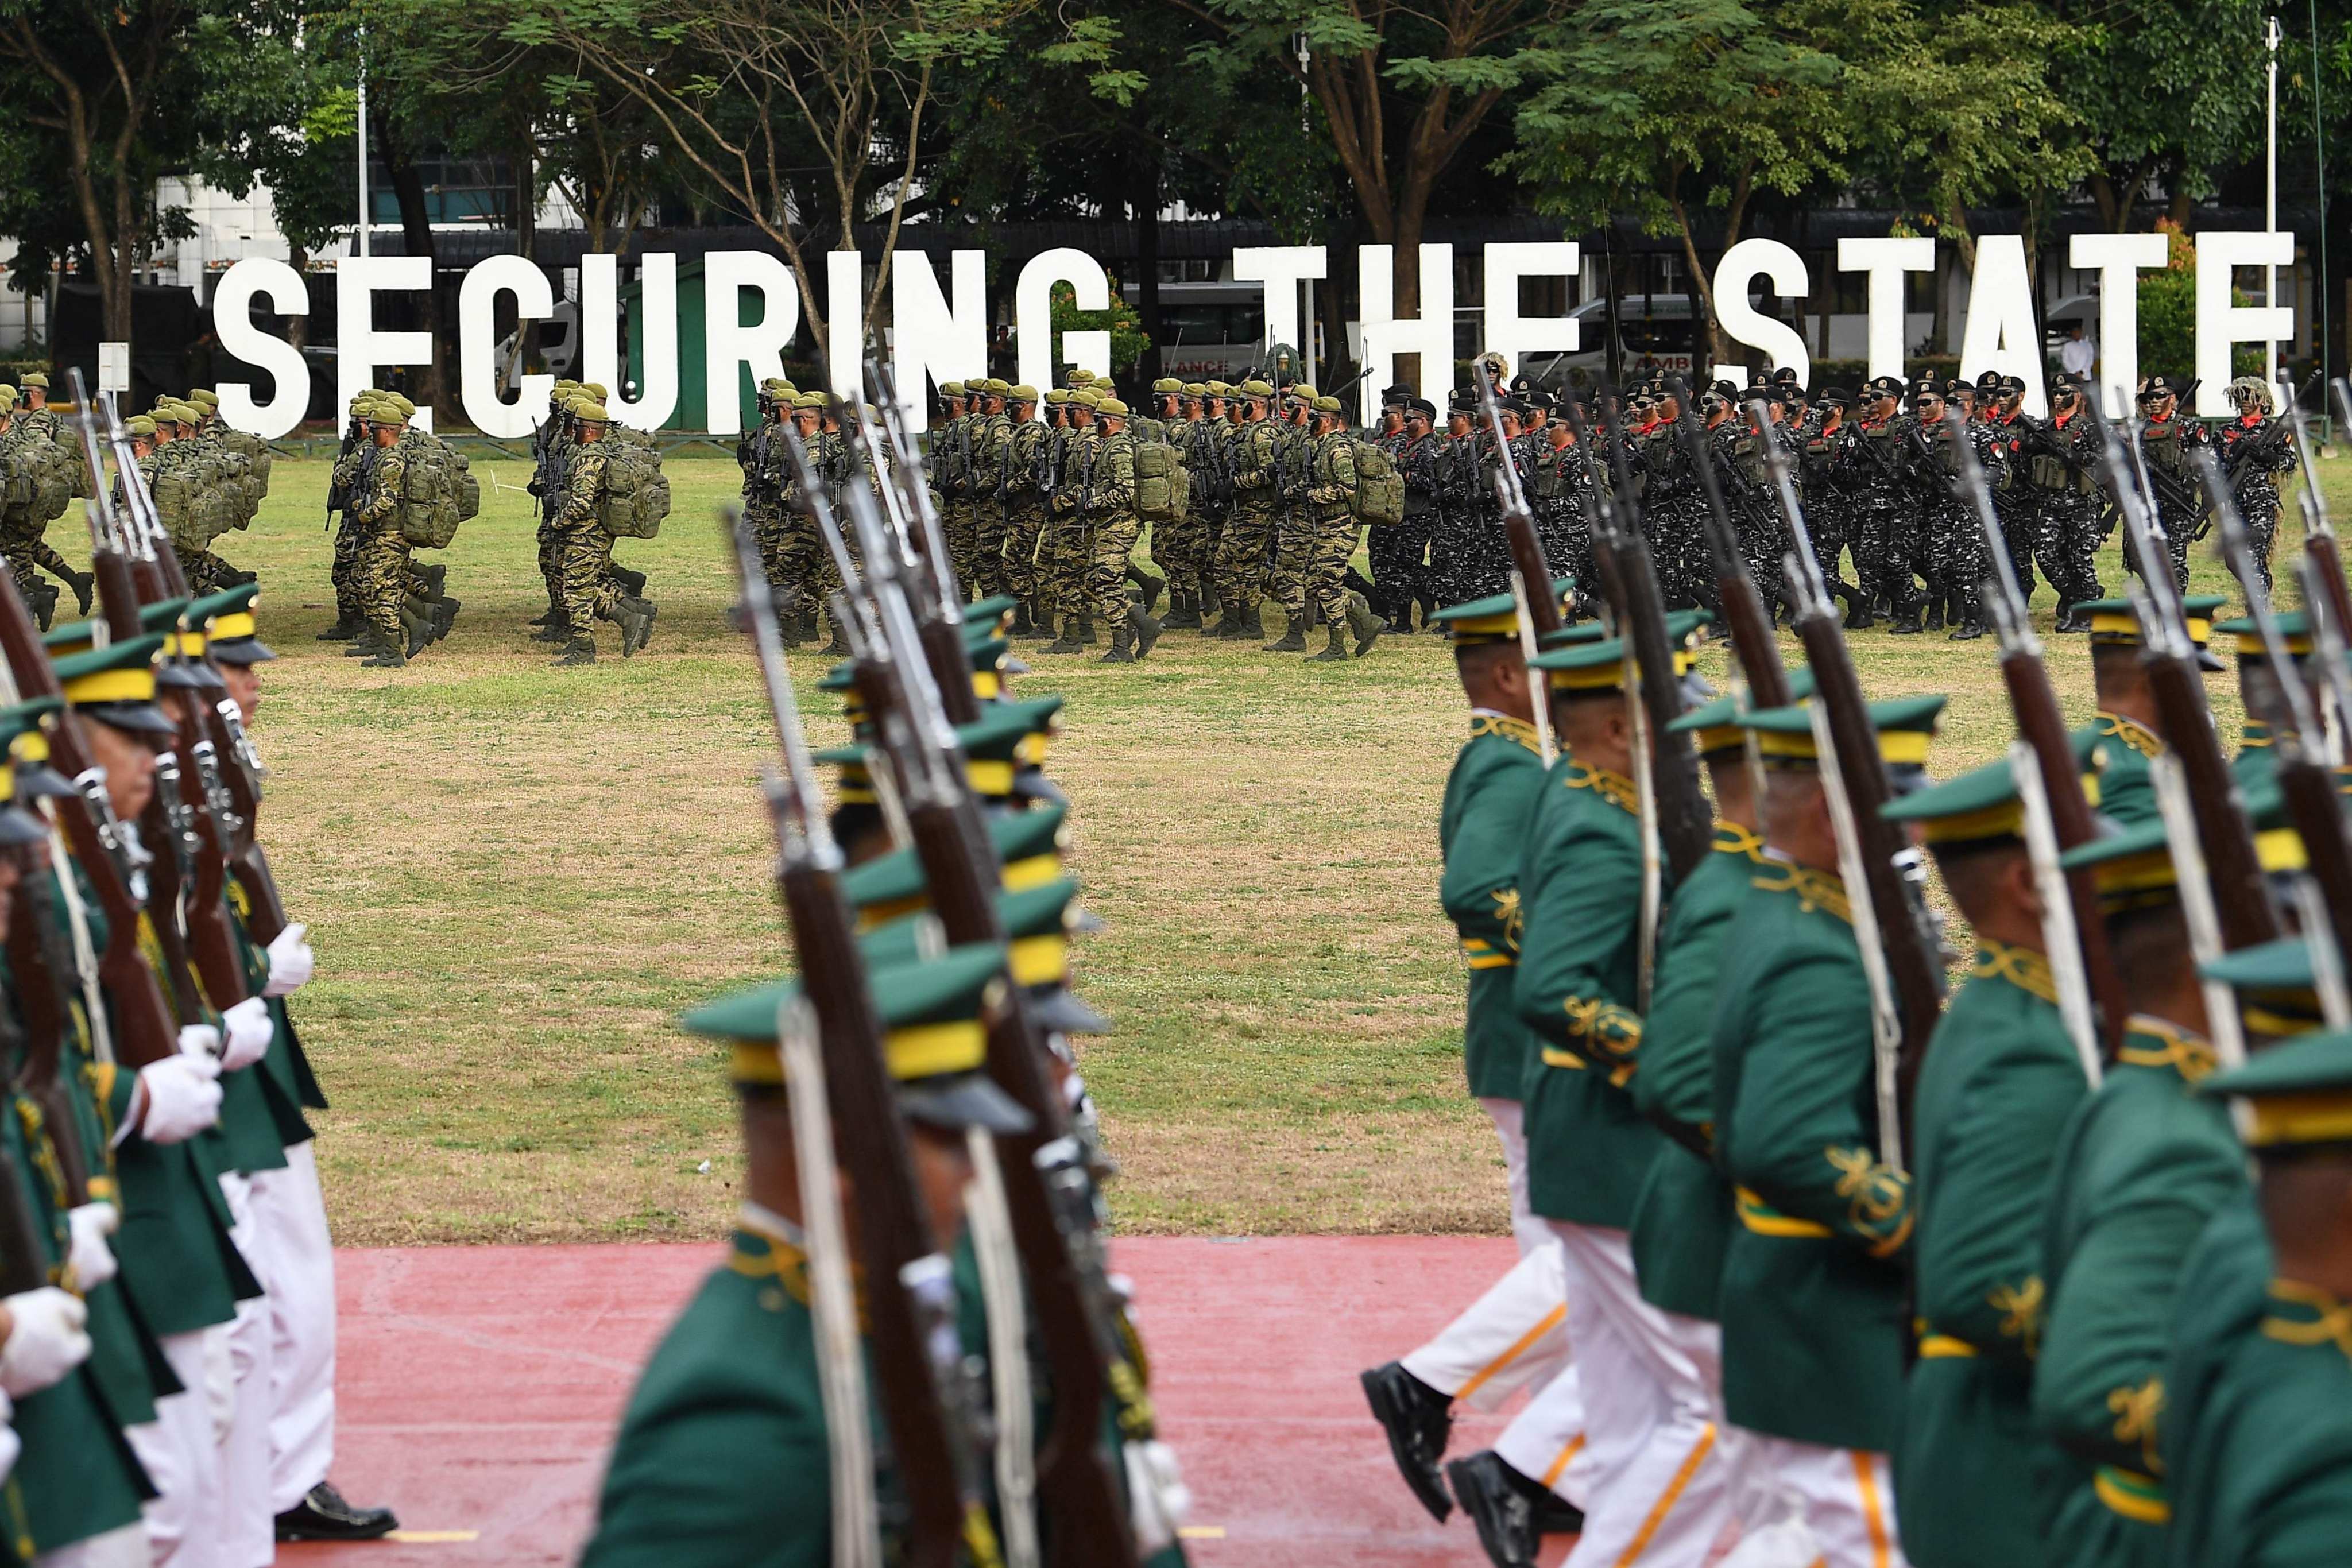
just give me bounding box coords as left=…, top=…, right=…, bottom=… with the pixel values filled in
left=1614, top=1423, right=1717, bottom=1565
left=2094, top=1466, right=2169, bottom=1524
left=1541, top=1434, right=1587, bottom=1490
left=1851, top=1450, right=1892, bottom=1568
left=1453, top=1305, right=1568, bottom=1405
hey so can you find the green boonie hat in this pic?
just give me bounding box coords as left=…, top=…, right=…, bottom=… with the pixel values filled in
left=1151, top=378, right=1183, bottom=394
left=859, top=878, right=1107, bottom=1037
left=1045, top=389, right=1071, bottom=406
left=186, top=388, right=218, bottom=409
left=125, top=416, right=155, bottom=438
left=1428, top=577, right=1579, bottom=645
left=1313, top=396, right=1341, bottom=415
left=1066, top=369, right=1097, bottom=386
left=2061, top=777, right=2303, bottom=911
left=1670, top=669, right=1817, bottom=755
left=790, top=392, right=825, bottom=411
left=682, top=943, right=1032, bottom=1133
left=54, top=633, right=175, bottom=734
left=1073, top=389, right=1104, bottom=409
left=1238, top=379, right=1275, bottom=399
left=388, top=393, right=417, bottom=417
left=2215, top=609, right=2317, bottom=663
left=1743, top=692, right=1946, bottom=789
left=842, top=802, right=1071, bottom=921
left=1182, top=382, right=1208, bottom=397
left=18, top=373, right=46, bottom=390
left=1096, top=398, right=1129, bottom=419
left=1008, top=385, right=1039, bottom=405
left=574, top=402, right=611, bottom=424
left=1205, top=381, right=1232, bottom=396
left=2197, top=1027, right=2352, bottom=1148
left=941, top=381, right=966, bottom=398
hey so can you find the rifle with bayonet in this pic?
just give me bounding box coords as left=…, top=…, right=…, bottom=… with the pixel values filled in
left=1668, top=378, right=1792, bottom=713
left=1747, top=398, right=1946, bottom=1152
left=2082, top=390, right=2280, bottom=954
left=723, top=500, right=992, bottom=1568
left=2303, top=381, right=2352, bottom=642
left=1944, top=406, right=2130, bottom=1061
left=6, top=739, right=92, bottom=1209
left=785, top=424, right=1143, bottom=1568
left=865, top=366, right=981, bottom=726
left=2198, top=450, right=2352, bottom=975
left=1471, top=364, right=1558, bottom=769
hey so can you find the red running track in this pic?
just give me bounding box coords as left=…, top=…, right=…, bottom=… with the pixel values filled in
left=292, top=1235, right=1572, bottom=1566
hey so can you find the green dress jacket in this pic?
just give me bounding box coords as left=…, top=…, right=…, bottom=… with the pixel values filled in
left=1, top=1082, right=152, bottom=1558
left=2160, top=1195, right=2275, bottom=1568
left=1512, top=759, right=1662, bottom=1229
left=1893, top=943, right=2092, bottom=1568
left=1627, top=822, right=1763, bottom=1321
left=1709, top=859, right=1914, bottom=1453
left=1437, top=714, right=1550, bottom=1102
left=2159, top=1272, right=2352, bottom=1568
left=2033, top=1018, right=2246, bottom=1568
left=2091, top=713, right=2163, bottom=828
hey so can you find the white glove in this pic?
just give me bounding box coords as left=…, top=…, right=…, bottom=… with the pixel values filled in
left=0, top=1288, right=90, bottom=1397
left=134, top=1053, right=222, bottom=1144
left=219, top=997, right=273, bottom=1073
left=0, top=1389, right=17, bottom=1484
left=1124, top=1439, right=1190, bottom=1556
left=264, top=922, right=312, bottom=998
left=64, top=1202, right=118, bottom=1290
left=177, top=1024, right=221, bottom=1061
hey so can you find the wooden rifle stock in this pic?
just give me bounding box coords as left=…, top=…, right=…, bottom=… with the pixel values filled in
left=2147, top=647, right=2284, bottom=951
left=1502, top=512, right=1563, bottom=639
left=1666, top=381, right=1790, bottom=709
left=0, top=1151, right=49, bottom=1296
left=9, top=871, right=90, bottom=1207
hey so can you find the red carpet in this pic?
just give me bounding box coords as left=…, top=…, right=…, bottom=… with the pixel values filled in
left=289, top=1235, right=1569, bottom=1566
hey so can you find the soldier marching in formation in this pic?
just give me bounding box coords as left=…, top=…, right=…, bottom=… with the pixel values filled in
left=586, top=378, right=1193, bottom=1568
left=523, top=381, right=661, bottom=666
left=0, top=378, right=396, bottom=1566
left=1358, top=360, right=2352, bottom=1568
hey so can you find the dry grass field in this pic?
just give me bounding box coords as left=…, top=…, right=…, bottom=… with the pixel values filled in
left=118, top=446, right=2328, bottom=1245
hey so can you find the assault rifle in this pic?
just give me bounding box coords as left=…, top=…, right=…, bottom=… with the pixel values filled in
left=1667, top=378, right=1792, bottom=713
left=2199, top=450, right=2352, bottom=976
left=1944, top=406, right=2129, bottom=1063
left=724, top=501, right=991, bottom=1568
left=1748, top=398, right=1946, bottom=1159
left=786, top=424, right=1141, bottom=1568
left=2081, top=391, right=2280, bottom=955
left=325, top=414, right=363, bottom=526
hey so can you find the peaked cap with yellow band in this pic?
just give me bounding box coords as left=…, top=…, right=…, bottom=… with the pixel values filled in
left=840, top=802, right=1074, bottom=929
left=2077, top=593, right=2227, bottom=671
left=0, top=698, right=58, bottom=845
left=1670, top=668, right=1816, bottom=757
left=53, top=632, right=176, bottom=734
left=858, top=877, right=1108, bottom=1037
left=2061, top=777, right=2304, bottom=912
left=2198, top=1026, right=2352, bottom=1149
left=2215, top=607, right=2318, bottom=665
left=1740, top=691, right=1944, bottom=786
left=2199, top=935, right=2327, bottom=1042
left=1881, top=730, right=2106, bottom=847
left=818, top=694, right=1062, bottom=807
left=681, top=943, right=1031, bottom=1134
left=189, top=583, right=272, bottom=664
left=1427, top=576, right=1579, bottom=645
left=1528, top=612, right=1712, bottom=703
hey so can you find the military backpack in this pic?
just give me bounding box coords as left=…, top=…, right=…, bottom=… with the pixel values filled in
left=595, top=428, right=671, bottom=540
left=1132, top=433, right=1190, bottom=525
left=1349, top=437, right=1405, bottom=526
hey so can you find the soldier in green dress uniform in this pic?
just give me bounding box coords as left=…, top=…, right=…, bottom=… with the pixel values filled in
left=2167, top=1026, right=2352, bottom=1567
left=2033, top=811, right=2291, bottom=1565
left=582, top=945, right=1032, bottom=1568
left=1880, top=758, right=2099, bottom=1568
left=1360, top=583, right=1579, bottom=1532
left=2072, top=596, right=2226, bottom=828
left=2212, top=611, right=2328, bottom=791
left=1709, top=692, right=1945, bottom=1568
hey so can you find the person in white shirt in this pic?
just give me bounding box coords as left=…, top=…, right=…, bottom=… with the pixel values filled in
left=2059, top=320, right=2096, bottom=380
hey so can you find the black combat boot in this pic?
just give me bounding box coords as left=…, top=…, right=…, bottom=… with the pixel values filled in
left=554, top=636, right=597, bottom=666
left=1101, top=621, right=1136, bottom=663
left=359, top=642, right=407, bottom=668
left=397, top=605, right=433, bottom=658
left=1076, top=611, right=1097, bottom=647
left=531, top=618, right=570, bottom=644
left=343, top=630, right=386, bottom=657
left=64, top=568, right=94, bottom=618
left=1127, top=565, right=1163, bottom=615
left=1045, top=615, right=1085, bottom=655
left=1239, top=603, right=1265, bottom=641
left=1923, top=597, right=1945, bottom=632
left=1162, top=592, right=1201, bottom=630
left=315, top=614, right=361, bottom=641
left=1359, top=1362, right=1454, bottom=1521
left=1265, top=613, right=1307, bottom=652
left=1200, top=582, right=1223, bottom=628
left=1134, top=606, right=1164, bottom=659
left=612, top=565, right=648, bottom=597
left=416, top=562, right=447, bottom=600
left=1347, top=597, right=1386, bottom=658
left=432, top=597, right=461, bottom=641
left=614, top=597, right=655, bottom=657
left=1309, top=623, right=1349, bottom=661
left=1008, top=598, right=1035, bottom=637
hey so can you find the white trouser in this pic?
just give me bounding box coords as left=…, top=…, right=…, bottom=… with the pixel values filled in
left=1481, top=1097, right=1554, bottom=1259
left=218, top=1173, right=278, bottom=1568
left=126, top=1329, right=227, bottom=1568
left=1722, top=1434, right=1908, bottom=1568
left=1533, top=1222, right=1736, bottom=1568
left=1399, top=1238, right=1573, bottom=1412
left=1491, top=1357, right=1591, bottom=1508
left=32, top=1523, right=152, bottom=1568
left=249, top=1139, right=335, bottom=1511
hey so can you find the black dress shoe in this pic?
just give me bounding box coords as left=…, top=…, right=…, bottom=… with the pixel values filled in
left=1360, top=1360, right=1454, bottom=1521
left=275, top=1481, right=399, bottom=1542
left=1446, top=1450, right=1546, bottom=1568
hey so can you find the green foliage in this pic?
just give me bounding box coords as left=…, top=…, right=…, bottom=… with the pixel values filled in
left=1051, top=278, right=1150, bottom=374
left=2138, top=224, right=2200, bottom=384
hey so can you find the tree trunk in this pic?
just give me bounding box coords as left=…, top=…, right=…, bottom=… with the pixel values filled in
left=378, top=110, right=446, bottom=409
left=1135, top=160, right=1163, bottom=391
left=1321, top=245, right=1353, bottom=395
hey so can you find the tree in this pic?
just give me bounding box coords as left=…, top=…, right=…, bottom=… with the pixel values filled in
left=2055, top=0, right=2266, bottom=231
left=1507, top=0, right=1848, bottom=362
left=0, top=0, right=289, bottom=337
left=531, top=0, right=1032, bottom=365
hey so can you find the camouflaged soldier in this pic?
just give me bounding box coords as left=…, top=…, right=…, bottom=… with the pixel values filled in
left=1634, top=384, right=1712, bottom=611
left=768, top=393, right=831, bottom=645
left=342, top=401, right=420, bottom=667
left=968, top=378, right=1015, bottom=600
left=1390, top=396, right=1444, bottom=633
left=1262, top=385, right=1319, bottom=648
left=1023, top=389, right=1078, bottom=639
left=1365, top=385, right=1419, bottom=632
left=1299, top=394, right=1381, bottom=661
left=1072, top=398, right=1163, bottom=663
left=1214, top=380, right=1281, bottom=641
left=740, top=378, right=800, bottom=637
left=1042, top=390, right=1102, bottom=651
left=2127, top=374, right=2204, bottom=593
left=997, top=385, right=1050, bottom=635
left=934, top=381, right=977, bottom=591
left=1697, top=382, right=1788, bottom=622
left=1189, top=381, right=1241, bottom=630
left=548, top=401, right=654, bottom=665
left=1843, top=375, right=1914, bottom=626
left=1898, top=380, right=1984, bottom=639
left=1146, top=379, right=1201, bottom=626
left=2217, top=373, right=2299, bottom=597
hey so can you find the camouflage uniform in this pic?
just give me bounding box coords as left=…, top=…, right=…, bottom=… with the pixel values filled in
left=1218, top=408, right=1282, bottom=634
left=1044, top=416, right=1097, bottom=638
left=1303, top=420, right=1360, bottom=632
left=2218, top=386, right=2299, bottom=597
left=1266, top=405, right=1318, bottom=626
left=1080, top=426, right=1139, bottom=622
left=2129, top=402, right=2205, bottom=593
left=555, top=445, right=621, bottom=638
left=970, top=396, right=1013, bottom=599
left=2018, top=406, right=2106, bottom=624
left=1390, top=425, right=1442, bottom=624
left=350, top=439, right=411, bottom=648
left=1707, top=415, right=1787, bottom=622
